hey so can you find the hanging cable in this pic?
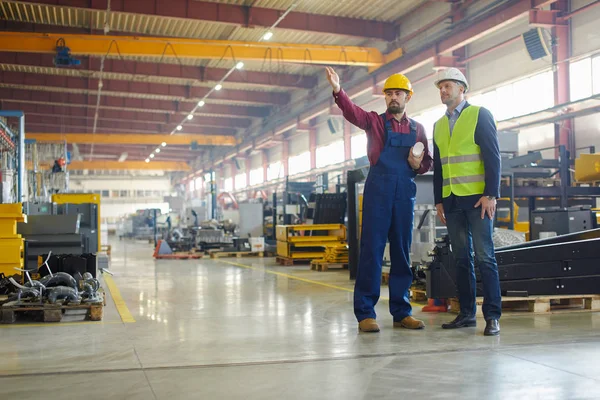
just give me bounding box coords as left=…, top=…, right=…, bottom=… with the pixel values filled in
left=89, top=0, right=111, bottom=161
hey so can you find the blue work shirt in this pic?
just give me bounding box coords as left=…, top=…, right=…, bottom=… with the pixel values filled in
left=433, top=102, right=501, bottom=212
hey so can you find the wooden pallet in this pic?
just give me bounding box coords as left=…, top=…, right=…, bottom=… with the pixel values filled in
left=155, top=253, right=203, bottom=260
left=275, top=256, right=312, bottom=266
left=310, top=260, right=347, bottom=271
left=210, top=251, right=264, bottom=259
left=1, top=300, right=104, bottom=324
left=450, top=294, right=600, bottom=316
left=410, top=289, right=427, bottom=302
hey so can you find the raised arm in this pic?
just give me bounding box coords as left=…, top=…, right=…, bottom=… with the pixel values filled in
left=326, top=67, right=374, bottom=131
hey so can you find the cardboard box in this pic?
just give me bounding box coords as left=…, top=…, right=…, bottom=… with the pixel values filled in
left=249, top=237, right=265, bottom=252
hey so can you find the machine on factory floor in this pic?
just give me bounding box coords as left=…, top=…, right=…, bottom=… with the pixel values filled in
left=426, top=227, right=600, bottom=299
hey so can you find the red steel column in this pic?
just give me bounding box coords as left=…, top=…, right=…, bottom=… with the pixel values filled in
left=553, top=0, right=573, bottom=155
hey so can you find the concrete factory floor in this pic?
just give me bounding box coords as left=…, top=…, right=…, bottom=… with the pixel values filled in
left=1, top=239, right=600, bottom=400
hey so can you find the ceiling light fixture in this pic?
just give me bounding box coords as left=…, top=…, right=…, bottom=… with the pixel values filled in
left=176, top=125, right=182, bottom=131
left=155, top=148, right=160, bottom=153
left=187, top=114, right=194, bottom=120
left=215, top=84, right=222, bottom=91
left=150, top=154, right=155, bottom=158
left=263, top=31, right=273, bottom=41
left=161, top=142, right=167, bottom=147
left=145, top=158, right=150, bottom=163
left=235, top=62, right=244, bottom=70
left=198, top=100, right=205, bottom=107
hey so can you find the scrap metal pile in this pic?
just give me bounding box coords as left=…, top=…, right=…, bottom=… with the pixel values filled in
left=1, top=254, right=103, bottom=306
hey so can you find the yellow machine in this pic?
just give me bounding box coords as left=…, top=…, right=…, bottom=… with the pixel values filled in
left=496, top=198, right=530, bottom=238
left=0, top=203, right=26, bottom=278
left=276, top=224, right=347, bottom=259
left=51, top=193, right=102, bottom=249
left=574, top=153, right=600, bottom=182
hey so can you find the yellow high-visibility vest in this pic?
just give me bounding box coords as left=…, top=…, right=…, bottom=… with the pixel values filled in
left=434, top=106, right=485, bottom=198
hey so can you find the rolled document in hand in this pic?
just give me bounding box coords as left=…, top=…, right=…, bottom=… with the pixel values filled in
left=412, top=142, right=424, bottom=157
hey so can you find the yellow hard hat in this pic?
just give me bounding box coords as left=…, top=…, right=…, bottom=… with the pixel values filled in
left=382, top=73, right=413, bottom=95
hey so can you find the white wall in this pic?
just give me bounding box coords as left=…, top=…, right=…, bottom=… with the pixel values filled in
left=269, top=145, right=282, bottom=163
left=571, top=0, right=600, bottom=57
left=102, top=202, right=170, bottom=219
left=288, top=133, right=308, bottom=156
left=250, top=153, right=262, bottom=169
left=69, top=177, right=171, bottom=192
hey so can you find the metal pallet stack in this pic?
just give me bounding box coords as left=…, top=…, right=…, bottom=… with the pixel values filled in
left=0, top=203, right=26, bottom=280
left=276, top=224, right=347, bottom=262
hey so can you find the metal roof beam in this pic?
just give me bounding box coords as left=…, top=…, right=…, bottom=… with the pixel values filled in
left=0, top=70, right=289, bottom=105
left=64, top=160, right=191, bottom=171
left=0, top=90, right=271, bottom=118
left=0, top=53, right=317, bottom=89
left=5, top=102, right=251, bottom=128
left=23, top=114, right=241, bottom=135
left=28, top=133, right=237, bottom=146
left=7, top=0, right=397, bottom=41
left=26, top=121, right=237, bottom=136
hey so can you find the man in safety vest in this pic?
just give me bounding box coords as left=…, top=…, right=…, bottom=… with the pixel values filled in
left=432, top=68, right=502, bottom=336
left=326, top=67, right=433, bottom=333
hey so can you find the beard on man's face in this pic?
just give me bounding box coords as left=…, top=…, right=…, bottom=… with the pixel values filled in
left=387, top=102, right=403, bottom=114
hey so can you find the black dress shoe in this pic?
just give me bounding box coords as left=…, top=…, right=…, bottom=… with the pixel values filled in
left=441, top=314, right=476, bottom=329
left=484, top=319, right=500, bottom=336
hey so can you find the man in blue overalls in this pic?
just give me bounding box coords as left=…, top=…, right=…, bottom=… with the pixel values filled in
left=326, top=67, right=433, bottom=332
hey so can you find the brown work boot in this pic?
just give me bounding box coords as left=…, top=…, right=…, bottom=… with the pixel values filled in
left=394, top=316, right=425, bottom=330
left=358, top=318, right=380, bottom=332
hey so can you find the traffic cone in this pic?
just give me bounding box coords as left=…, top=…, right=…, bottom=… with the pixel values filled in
left=422, top=298, right=448, bottom=312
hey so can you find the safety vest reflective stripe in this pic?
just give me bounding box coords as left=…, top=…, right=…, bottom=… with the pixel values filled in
left=440, top=154, right=483, bottom=166
left=442, top=174, right=485, bottom=187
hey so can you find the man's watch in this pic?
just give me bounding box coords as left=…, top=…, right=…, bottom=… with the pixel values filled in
left=486, top=196, right=496, bottom=200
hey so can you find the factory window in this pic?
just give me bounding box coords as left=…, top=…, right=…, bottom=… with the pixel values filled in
left=249, top=168, right=264, bottom=185
left=351, top=134, right=367, bottom=159
left=316, top=140, right=345, bottom=168
left=592, top=55, right=600, bottom=95
left=467, top=70, right=553, bottom=122
left=267, top=161, right=283, bottom=181
left=120, top=190, right=129, bottom=197
left=235, top=173, right=247, bottom=189
left=412, top=106, right=446, bottom=139
left=223, top=177, right=233, bottom=192
left=194, top=177, right=203, bottom=191
left=101, top=190, right=109, bottom=197
left=145, top=190, right=153, bottom=197
left=288, top=152, right=311, bottom=175
left=570, top=57, right=592, bottom=101
left=204, top=173, right=212, bottom=182
left=136, top=190, right=144, bottom=197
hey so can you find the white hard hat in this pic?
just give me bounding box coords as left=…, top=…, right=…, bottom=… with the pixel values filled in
left=434, top=68, right=469, bottom=92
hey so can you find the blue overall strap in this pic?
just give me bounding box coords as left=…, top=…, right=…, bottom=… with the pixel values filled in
left=380, top=113, right=392, bottom=142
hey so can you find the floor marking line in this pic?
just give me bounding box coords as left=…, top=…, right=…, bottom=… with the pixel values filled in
left=216, top=260, right=409, bottom=303
left=0, top=320, right=123, bottom=329
left=103, top=273, right=136, bottom=323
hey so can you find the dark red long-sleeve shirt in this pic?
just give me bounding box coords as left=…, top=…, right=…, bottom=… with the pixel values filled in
left=333, top=89, right=433, bottom=175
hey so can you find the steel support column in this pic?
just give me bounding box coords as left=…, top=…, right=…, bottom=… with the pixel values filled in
left=552, top=0, right=573, bottom=156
